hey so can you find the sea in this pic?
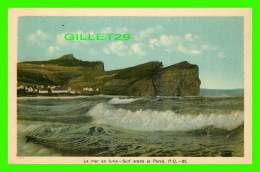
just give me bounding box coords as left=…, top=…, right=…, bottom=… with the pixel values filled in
left=17, top=90, right=244, bottom=157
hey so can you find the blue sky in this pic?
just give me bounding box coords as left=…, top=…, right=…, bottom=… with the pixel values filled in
left=18, top=16, right=244, bottom=89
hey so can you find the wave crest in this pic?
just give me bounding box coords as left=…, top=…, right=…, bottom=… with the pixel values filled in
left=87, top=103, right=244, bottom=131
left=108, top=97, right=141, bottom=104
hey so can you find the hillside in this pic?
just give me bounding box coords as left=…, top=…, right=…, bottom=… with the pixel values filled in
left=17, top=54, right=201, bottom=96
left=18, top=54, right=105, bottom=86
left=24, top=54, right=104, bottom=69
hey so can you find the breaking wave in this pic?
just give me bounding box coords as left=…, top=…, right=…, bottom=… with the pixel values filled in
left=87, top=103, right=244, bottom=131
left=108, top=97, right=142, bottom=104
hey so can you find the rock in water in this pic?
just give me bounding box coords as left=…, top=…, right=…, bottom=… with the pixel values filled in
left=88, top=127, right=105, bottom=136
left=153, top=61, right=201, bottom=96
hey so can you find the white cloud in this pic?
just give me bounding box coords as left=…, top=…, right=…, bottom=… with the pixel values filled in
left=184, top=33, right=199, bottom=42
left=190, top=49, right=201, bottom=55
left=159, top=35, right=172, bottom=46
left=135, top=25, right=163, bottom=41
left=148, top=33, right=220, bottom=56
left=27, top=30, right=49, bottom=45
left=177, top=44, right=201, bottom=55
left=149, top=38, right=159, bottom=49
left=159, top=35, right=179, bottom=47
left=131, top=43, right=146, bottom=56
left=138, top=28, right=153, bottom=39
left=103, top=41, right=128, bottom=56
left=184, top=33, right=193, bottom=41
left=201, top=44, right=219, bottom=51
left=48, top=46, right=60, bottom=54
left=103, top=41, right=147, bottom=57
left=149, top=35, right=181, bottom=50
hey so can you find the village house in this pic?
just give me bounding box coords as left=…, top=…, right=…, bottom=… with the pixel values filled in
left=38, top=88, right=49, bottom=94
left=28, top=86, right=38, bottom=93
left=17, top=85, right=38, bottom=93
left=17, top=85, right=25, bottom=90
left=28, top=87, right=33, bottom=92
left=83, top=87, right=94, bottom=91
left=17, top=85, right=78, bottom=94
left=51, top=86, right=70, bottom=94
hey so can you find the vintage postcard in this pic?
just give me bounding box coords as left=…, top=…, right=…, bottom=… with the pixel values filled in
left=8, top=8, right=252, bottom=164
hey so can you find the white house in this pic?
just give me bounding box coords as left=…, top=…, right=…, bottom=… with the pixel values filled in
left=28, top=87, right=34, bottom=92
left=17, top=85, right=24, bottom=90
left=39, top=89, right=48, bottom=94
left=83, top=87, right=94, bottom=91
left=51, top=86, right=70, bottom=94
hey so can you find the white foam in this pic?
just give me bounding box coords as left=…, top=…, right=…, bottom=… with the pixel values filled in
left=108, top=97, right=141, bottom=104
left=87, top=103, right=244, bottom=131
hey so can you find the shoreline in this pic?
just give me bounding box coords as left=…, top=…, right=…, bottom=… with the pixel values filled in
left=17, top=95, right=244, bottom=100
left=17, top=95, right=94, bottom=99
left=17, top=94, right=136, bottom=99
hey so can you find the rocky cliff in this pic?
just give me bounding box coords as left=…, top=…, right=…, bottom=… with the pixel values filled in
left=120, top=61, right=201, bottom=96
left=153, top=61, right=201, bottom=96
left=17, top=55, right=201, bottom=96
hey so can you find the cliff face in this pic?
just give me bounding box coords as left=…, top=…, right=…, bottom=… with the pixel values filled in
left=102, top=61, right=200, bottom=96
left=153, top=61, right=201, bottom=96
left=125, top=78, right=156, bottom=96
left=102, top=62, right=162, bottom=96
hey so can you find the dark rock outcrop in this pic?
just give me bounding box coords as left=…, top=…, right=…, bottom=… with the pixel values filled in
left=153, top=61, right=200, bottom=96
left=88, top=127, right=105, bottom=136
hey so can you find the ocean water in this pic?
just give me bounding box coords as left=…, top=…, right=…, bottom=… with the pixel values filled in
left=17, top=96, right=244, bottom=157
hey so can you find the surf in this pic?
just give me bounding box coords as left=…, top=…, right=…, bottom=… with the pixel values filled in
left=87, top=102, right=244, bottom=131
left=107, top=97, right=142, bottom=104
